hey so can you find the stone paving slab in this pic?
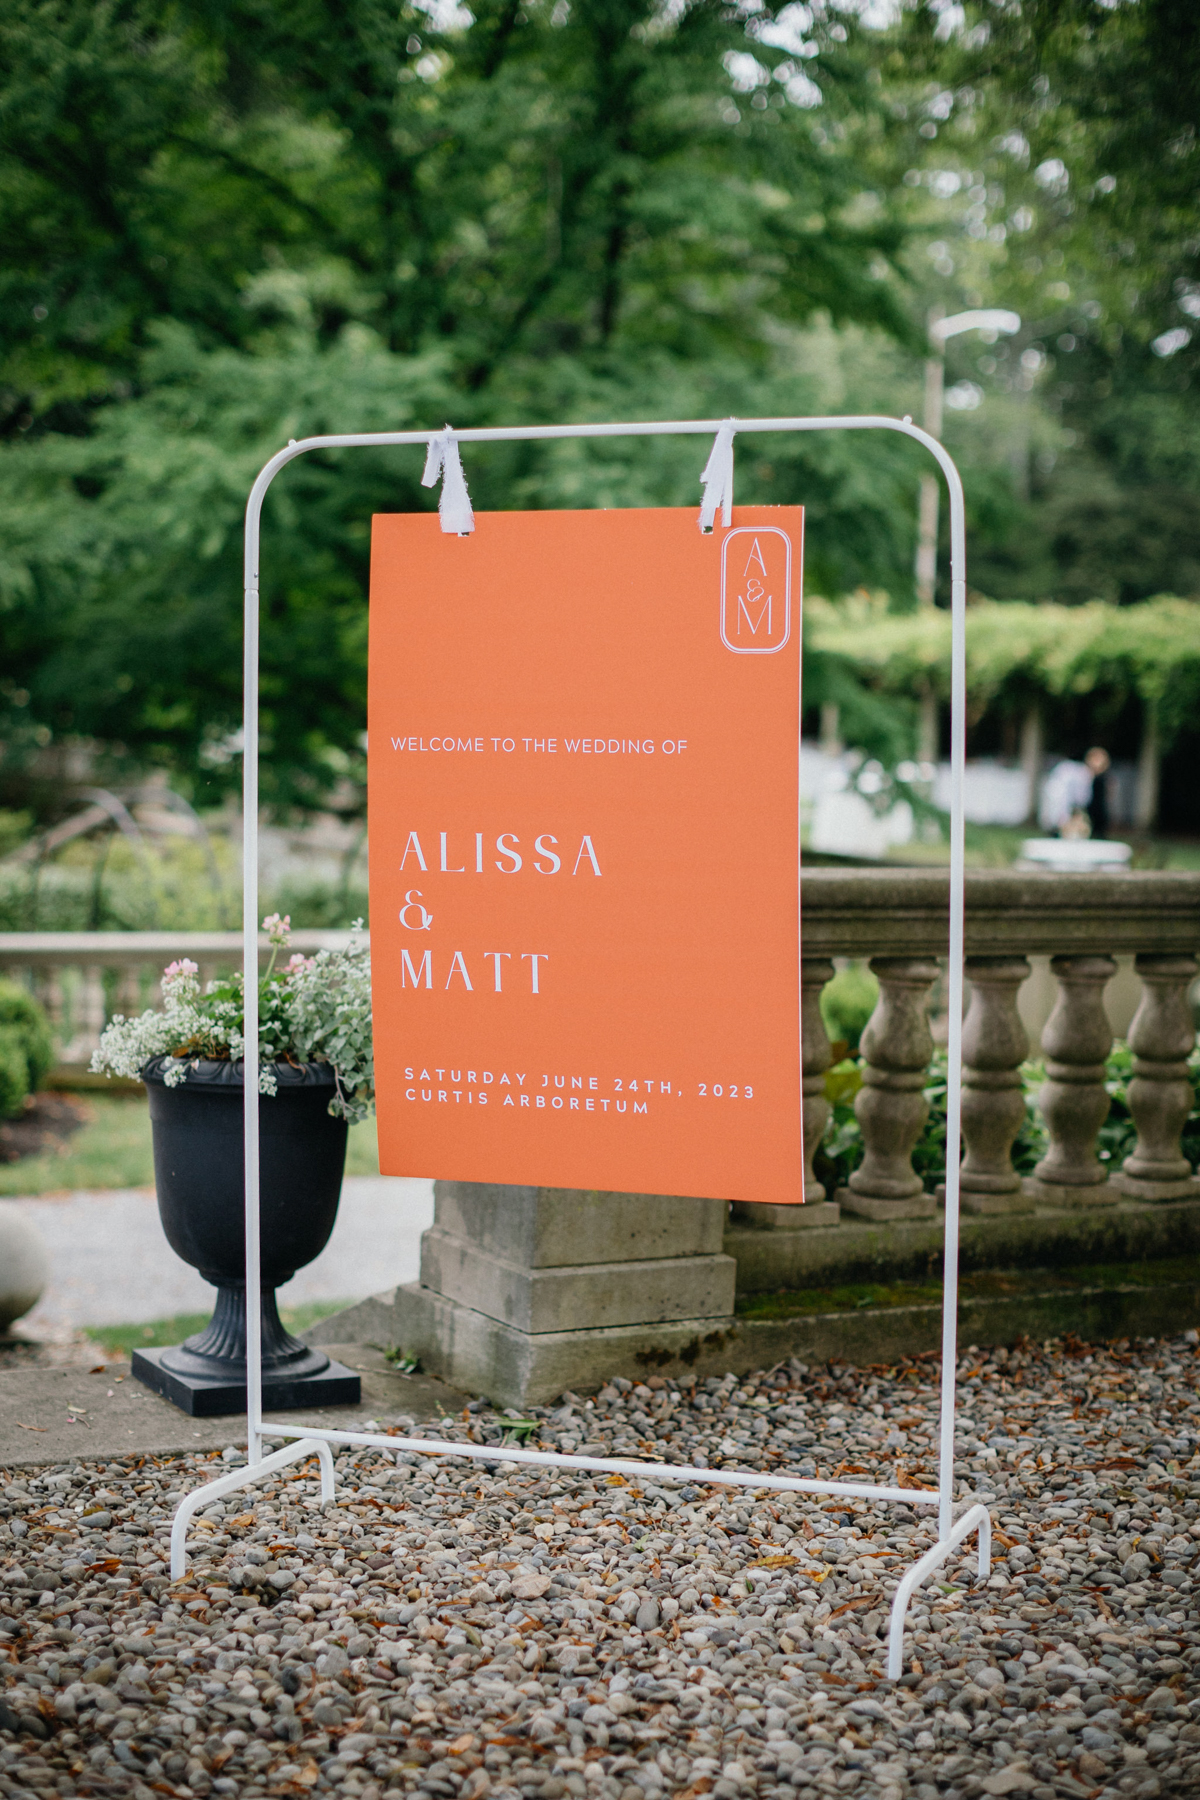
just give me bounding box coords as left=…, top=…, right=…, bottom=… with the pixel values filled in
left=0, top=1347, right=464, bottom=1469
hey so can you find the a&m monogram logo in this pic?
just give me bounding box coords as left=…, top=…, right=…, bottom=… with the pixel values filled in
left=719, top=526, right=792, bottom=654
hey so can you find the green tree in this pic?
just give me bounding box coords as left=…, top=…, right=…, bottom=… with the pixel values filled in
left=0, top=0, right=924, bottom=812
left=878, top=0, right=1200, bottom=606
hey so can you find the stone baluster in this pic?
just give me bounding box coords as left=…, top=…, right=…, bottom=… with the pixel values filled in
left=1114, top=953, right=1200, bottom=1201
left=838, top=956, right=940, bottom=1221
left=729, top=956, right=840, bottom=1228
left=1027, top=954, right=1118, bottom=1207
left=114, top=964, right=143, bottom=1020
left=31, top=965, right=66, bottom=1059
left=956, top=956, right=1035, bottom=1215
left=64, top=964, right=109, bottom=1065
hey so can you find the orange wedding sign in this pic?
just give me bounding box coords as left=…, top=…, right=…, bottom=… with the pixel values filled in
left=367, top=506, right=804, bottom=1202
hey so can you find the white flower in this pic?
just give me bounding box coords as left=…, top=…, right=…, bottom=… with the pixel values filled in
left=90, top=922, right=373, bottom=1122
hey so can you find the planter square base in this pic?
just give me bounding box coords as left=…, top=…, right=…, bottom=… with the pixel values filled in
left=131, top=1347, right=361, bottom=1417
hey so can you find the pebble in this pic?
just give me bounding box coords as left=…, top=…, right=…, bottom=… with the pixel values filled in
left=3, top=1331, right=1200, bottom=1800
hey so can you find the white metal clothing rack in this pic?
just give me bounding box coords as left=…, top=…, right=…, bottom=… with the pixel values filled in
left=169, top=415, right=989, bottom=1683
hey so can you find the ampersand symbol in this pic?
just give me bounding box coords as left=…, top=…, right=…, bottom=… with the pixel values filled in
left=399, top=889, right=432, bottom=930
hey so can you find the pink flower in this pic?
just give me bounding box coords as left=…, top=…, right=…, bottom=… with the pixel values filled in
left=262, top=913, right=292, bottom=947
left=163, top=958, right=200, bottom=979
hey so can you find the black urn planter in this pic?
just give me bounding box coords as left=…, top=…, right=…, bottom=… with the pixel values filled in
left=132, top=1056, right=360, bottom=1416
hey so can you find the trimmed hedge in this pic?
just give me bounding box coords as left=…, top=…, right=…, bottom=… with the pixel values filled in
left=0, top=979, right=54, bottom=1119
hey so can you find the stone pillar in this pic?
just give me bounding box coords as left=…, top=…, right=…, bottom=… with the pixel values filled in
left=730, top=956, right=839, bottom=1229
left=1026, top=954, right=1118, bottom=1207
left=1019, top=705, right=1042, bottom=824
left=114, top=964, right=143, bottom=1020
left=1135, top=700, right=1160, bottom=831
left=917, top=684, right=938, bottom=764
left=956, top=956, right=1036, bottom=1215
left=818, top=704, right=842, bottom=757
left=838, top=956, right=940, bottom=1221
left=1113, top=953, right=1200, bottom=1201
left=333, top=1185, right=737, bottom=1408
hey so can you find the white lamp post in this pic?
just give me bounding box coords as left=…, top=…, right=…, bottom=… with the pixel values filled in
left=915, top=307, right=1021, bottom=605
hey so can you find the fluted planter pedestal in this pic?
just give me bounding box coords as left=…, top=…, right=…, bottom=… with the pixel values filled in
left=132, top=1057, right=360, bottom=1416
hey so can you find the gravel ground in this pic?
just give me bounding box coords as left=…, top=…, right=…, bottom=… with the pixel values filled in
left=4, top=1332, right=1200, bottom=1800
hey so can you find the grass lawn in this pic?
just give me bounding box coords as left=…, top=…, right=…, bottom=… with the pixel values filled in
left=0, top=1091, right=382, bottom=1196
left=84, top=1298, right=349, bottom=1354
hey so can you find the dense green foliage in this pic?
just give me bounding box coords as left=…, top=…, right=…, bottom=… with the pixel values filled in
left=0, top=0, right=921, bottom=811
left=811, top=591, right=1200, bottom=754
left=0, top=978, right=54, bottom=1117
left=1, top=0, right=1198, bottom=813
left=884, top=0, right=1200, bottom=607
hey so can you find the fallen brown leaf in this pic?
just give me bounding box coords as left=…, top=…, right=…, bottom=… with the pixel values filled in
left=828, top=1596, right=880, bottom=1620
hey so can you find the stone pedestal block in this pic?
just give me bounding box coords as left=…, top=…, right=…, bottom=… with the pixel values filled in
left=388, top=1182, right=736, bottom=1407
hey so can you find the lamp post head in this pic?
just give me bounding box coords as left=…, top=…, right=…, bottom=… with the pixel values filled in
left=930, top=308, right=1021, bottom=348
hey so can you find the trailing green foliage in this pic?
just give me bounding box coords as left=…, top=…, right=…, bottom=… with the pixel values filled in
left=809, top=591, right=1200, bottom=751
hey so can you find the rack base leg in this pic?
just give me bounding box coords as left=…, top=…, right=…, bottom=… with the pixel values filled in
left=170, top=1438, right=335, bottom=1580
left=886, top=1503, right=991, bottom=1681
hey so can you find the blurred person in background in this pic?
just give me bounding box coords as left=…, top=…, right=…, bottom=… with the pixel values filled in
left=1085, top=746, right=1111, bottom=839
left=1039, top=747, right=1111, bottom=839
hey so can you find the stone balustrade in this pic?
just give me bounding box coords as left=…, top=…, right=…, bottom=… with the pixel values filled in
left=8, top=871, right=1200, bottom=1405
left=787, top=869, right=1200, bottom=1221
left=3, top=872, right=1198, bottom=1201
